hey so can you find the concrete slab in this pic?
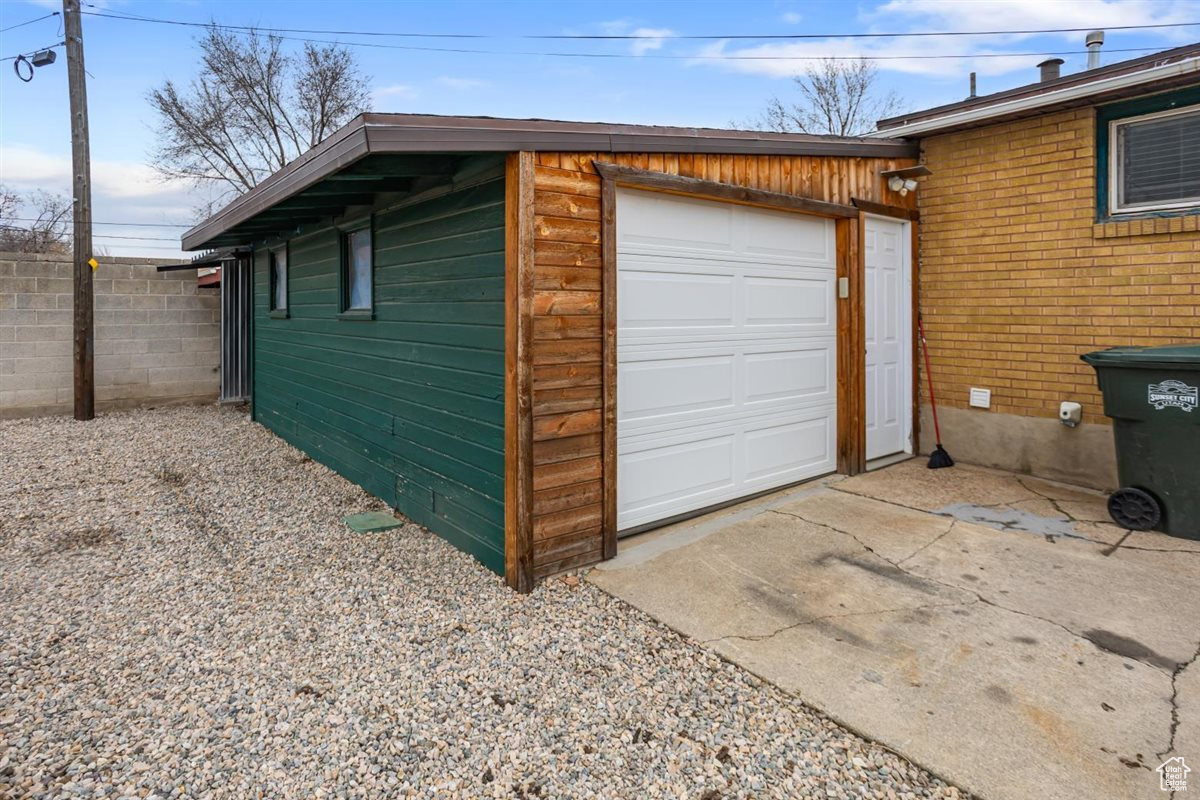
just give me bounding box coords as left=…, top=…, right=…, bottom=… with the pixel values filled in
left=1171, top=651, right=1200, bottom=766
left=709, top=600, right=1169, bottom=800
left=591, top=462, right=1200, bottom=800
left=842, top=459, right=1200, bottom=553
left=901, top=523, right=1200, bottom=669
left=594, top=505, right=970, bottom=644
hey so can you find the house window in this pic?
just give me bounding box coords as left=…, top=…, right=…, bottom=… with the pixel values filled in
left=1109, top=105, right=1200, bottom=215
left=269, top=246, right=288, bottom=313
left=341, top=226, right=373, bottom=314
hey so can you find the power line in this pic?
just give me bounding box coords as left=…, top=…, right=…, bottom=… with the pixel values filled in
left=0, top=12, right=58, bottom=34
left=91, top=233, right=180, bottom=242
left=2, top=230, right=180, bottom=243
left=79, top=10, right=1200, bottom=41
left=0, top=40, right=65, bottom=62
left=58, top=14, right=1174, bottom=62
left=5, top=216, right=191, bottom=228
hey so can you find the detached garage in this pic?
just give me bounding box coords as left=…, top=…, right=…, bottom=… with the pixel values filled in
left=181, top=114, right=920, bottom=591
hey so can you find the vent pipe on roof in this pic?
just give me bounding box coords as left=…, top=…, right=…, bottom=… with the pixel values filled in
left=1086, top=30, right=1105, bottom=69
left=969, top=72, right=977, bottom=98
left=1038, top=58, right=1064, bottom=82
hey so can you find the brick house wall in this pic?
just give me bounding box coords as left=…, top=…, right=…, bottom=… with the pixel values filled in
left=0, top=252, right=219, bottom=418
left=916, top=106, right=1200, bottom=488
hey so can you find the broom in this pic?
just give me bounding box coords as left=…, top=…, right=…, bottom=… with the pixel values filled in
left=918, top=314, right=954, bottom=469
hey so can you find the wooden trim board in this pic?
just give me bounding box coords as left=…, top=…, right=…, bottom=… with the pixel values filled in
left=594, top=162, right=859, bottom=219
left=599, top=174, right=618, bottom=560
left=504, top=152, right=536, bottom=592
left=835, top=216, right=866, bottom=475
left=851, top=198, right=920, bottom=221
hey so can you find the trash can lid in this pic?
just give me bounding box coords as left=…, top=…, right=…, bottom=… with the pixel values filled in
left=1082, top=343, right=1200, bottom=368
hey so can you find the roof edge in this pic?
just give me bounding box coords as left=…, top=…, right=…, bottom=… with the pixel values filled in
left=871, top=49, right=1200, bottom=139
left=182, top=114, right=918, bottom=251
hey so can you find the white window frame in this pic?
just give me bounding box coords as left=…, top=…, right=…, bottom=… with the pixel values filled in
left=1109, top=104, right=1200, bottom=215
left=269, top=245, right=288, bottom=312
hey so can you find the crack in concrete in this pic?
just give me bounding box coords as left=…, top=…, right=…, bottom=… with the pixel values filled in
left=1015, top=477, right=1086, bottom=524
left=767, top=507, right=1178, bottom=677
left=831, top=483, right=1027, bottom=513
left=897, top=520, right=958, bottom=566
left=700, top=597, right=981, bottom=646
left=830, top=484, right=1200, bottom=556
left=1158, top=639, right=1200, bottom=774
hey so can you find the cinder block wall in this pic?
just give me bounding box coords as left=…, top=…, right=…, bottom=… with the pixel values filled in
left=0, top=252, right=219, bottom=418
left=917, top=108, right=1200, bottom=488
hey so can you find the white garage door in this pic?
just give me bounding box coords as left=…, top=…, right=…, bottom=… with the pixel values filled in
left=617, top=188, right=838, bottom=531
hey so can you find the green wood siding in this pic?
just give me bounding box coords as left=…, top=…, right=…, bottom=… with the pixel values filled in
left=252, top=175, right=506, bottom=573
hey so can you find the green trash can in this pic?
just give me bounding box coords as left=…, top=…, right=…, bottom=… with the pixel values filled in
left=1082, top=344, right=1200, bottom=539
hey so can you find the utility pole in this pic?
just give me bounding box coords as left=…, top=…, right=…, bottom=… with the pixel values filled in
left=63, top=0, right=94, bottom=420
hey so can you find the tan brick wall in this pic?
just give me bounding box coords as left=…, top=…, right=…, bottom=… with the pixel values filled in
left=0, top=252, right=219, bottom=417
left=918, top=107, right=1200, bottom=428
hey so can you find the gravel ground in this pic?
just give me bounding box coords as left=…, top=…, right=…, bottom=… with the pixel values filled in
left=1, top=406, right=964, bottom=800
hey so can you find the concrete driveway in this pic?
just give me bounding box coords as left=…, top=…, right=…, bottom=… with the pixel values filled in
left=591, top=460, right=1200, bottom=800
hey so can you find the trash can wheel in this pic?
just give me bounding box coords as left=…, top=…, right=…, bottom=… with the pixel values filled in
left=1108, top=487, right=1163, bottom=531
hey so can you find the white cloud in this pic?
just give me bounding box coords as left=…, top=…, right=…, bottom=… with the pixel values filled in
left=370, top=84, right=419, bottom=112
left=695, top=37, right=1047, bottom=78
left=598, top=18, right=636, bottom=35
left=781, top=12, right=804, bottom=24
left=870, top=0, right=1197, bottom=39
left=630, top=27, right=675, bottom=56
left=693, top=0, right=1193, bottom=80
left=0, top=144, right=179, bottom=199
left=372, top=84, right=418, bottom=100
left=0, top=143, right=196, bottom=258
left=436, top=77, right=489, bottom=90
left=595, top=19, right=677, bottom=56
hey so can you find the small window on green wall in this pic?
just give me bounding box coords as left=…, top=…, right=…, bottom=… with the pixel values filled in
left=341, top=226, right=373, bottom=314
left=269, top=246, right=288, bottom=313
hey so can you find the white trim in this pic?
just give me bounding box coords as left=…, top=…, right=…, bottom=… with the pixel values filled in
left=1109, top=104, right=1200, bottom=214
left=863, top=214, right=914, bottom=461
left=869, top=57, right=1200, bottom=139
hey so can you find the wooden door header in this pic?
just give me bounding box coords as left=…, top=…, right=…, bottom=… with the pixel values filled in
left=592, top=161, right=859, bottom=219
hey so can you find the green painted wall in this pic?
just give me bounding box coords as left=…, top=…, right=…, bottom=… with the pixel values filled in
left=252, top=173, right=506, bottom=573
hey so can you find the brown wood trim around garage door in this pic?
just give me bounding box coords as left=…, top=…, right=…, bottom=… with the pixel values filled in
left=504, top=152, right=536, bottom=592
left=594, top=162, right=866, bottom=559
left=594, top=162, right=859, bottom=219
left=851, top=197, right=920, bottom=221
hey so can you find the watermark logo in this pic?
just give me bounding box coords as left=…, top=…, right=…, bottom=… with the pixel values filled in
left=1148, top=380, right=1198, bottom=412
left=1158, top=756, right=1190, bottom=792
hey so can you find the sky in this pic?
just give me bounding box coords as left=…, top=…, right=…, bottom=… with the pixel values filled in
left=0, top=0, right=1197, bottom=259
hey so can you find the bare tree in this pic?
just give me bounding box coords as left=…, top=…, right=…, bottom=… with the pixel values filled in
left=748, top=58, right=904, bottom=137
left=148, top=26, right=370, bottom=202
left=0, top=185, right=71, bottom=253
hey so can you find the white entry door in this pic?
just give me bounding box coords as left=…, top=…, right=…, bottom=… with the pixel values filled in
left=864, top=215, right=912, bottom=461
left=616, top=189, right=838, bottom=531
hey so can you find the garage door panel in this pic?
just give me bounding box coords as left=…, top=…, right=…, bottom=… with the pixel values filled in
left=617, top=191, right=736, bottom=255
left=744, top=275, right=833, bottom=328
left=742, top=209, right=834, bottom=264
left=744, top=348, right=833, bottom=406
left=618, top=434, right=737, bottom=523
left=618, top=270, right=735, bottom=331
left=618, top=342, right=833, bottom=435
left=620, top=354, right=735, bottom=421
left=744, top=414, right=835, bottom=483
